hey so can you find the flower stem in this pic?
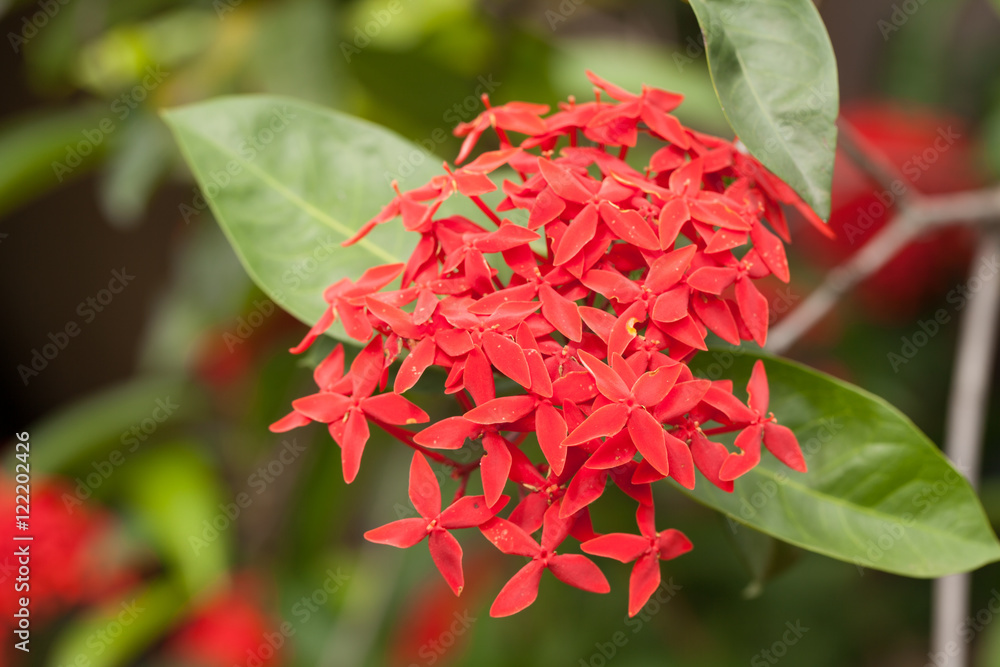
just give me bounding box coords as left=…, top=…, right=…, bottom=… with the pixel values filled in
left=370, top=419, right=463, bottom=468
left=470, top=195, right=504, bottom=227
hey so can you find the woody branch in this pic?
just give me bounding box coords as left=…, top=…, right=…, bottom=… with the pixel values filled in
left=767, top=120, right=1000, bottom=354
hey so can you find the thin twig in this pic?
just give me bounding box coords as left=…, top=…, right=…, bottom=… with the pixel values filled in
left=767, top=186, right=1000, bottom=354
left=931, top=229, right=1000, bottom=667
left=370, top=419, right=464, bottom=468
left=836, top=118, right=921, bottom=206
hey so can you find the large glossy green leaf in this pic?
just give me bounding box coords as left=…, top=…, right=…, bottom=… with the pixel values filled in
left=687, top=0, right=838, bottom=219
left=163, top=96, right=446, bottom=341
left=681, top=352, right=1000, bottom=578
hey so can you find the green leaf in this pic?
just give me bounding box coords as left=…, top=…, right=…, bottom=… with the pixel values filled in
left=681, top=352, right=1000, bottom=578
left=163, top=95, right=447, bottom=341
left=98, top=112, right=175, bottom=228
left=687, top=0, right=838, bottom=219
left=724, top=519, right=801, bottom=598
left=0, top=106, right=110, bottom=218
left=45, top=578, right=188, bottom=667
left=123, top=441, right=229, bottom=594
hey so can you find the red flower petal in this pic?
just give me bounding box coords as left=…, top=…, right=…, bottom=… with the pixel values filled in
left=560, top=466, right=607, bottom=517
left=540, top=284, right=583, bottom=342
left=336, top=409, right=370, bottom=484
left=664, top=431, right=695, bottom=489
left=364, top=518, right=428, bottom=548
left=563, top=403, right=629, bottom=447
left=428, top=530, right=465, bottom=596
left=529, top=187, right=566, bottom=229
left=655, top=380, right=711, bottom=422
left=577, top=350, right=631, bottom=402
left=548, top=554, right=610, bottom=594
left=692, top=295, right=740, bottom=345
left=480, top=517, right=540, bottom=557
left=362, top=393, right=429, bottom=425
left=435, top=329, right=475, bottom=357
left=337, top=302, right=374, bottom=342
left=628, top=553, right=661, bottom=617
left=646, top=245, right=696, bottom=293
left=719, top=423, right=763, bottom=481
left=541, top=503, right=574, bottom=551
left=414, top=416, right=478, bottom=450
left=269, top=410, right=311, bottom=433
left=582, top=269, right=643, bottom=304
left=536, top=402, right=569, bottom=476
left=702, top=384, right=756, bottom=423
left=538, top=158, right=594, bottom=203
left=764, top=422, right=807, bottom=473
left=690, top=431, right=733, bottom=492
left=581, top=533, right=648, bottom=563
left=598, top=201, right=660, bottom=251
left=352, top=263, right=405, bottom=294
left=658, top=198, right=690, bottom=249
left=657, top=529, right=693, bottom=560
left=747, top=360, right=770, bottom=416
left=292, top=393, right=351, bottom=423
left=481, top=332, right=532, bottom=389
left=408, top=452, right=441, bottom=519
left=631, top=365, right=683, bottom=407
left=481, top=432, right=513, bottom=507
left=660, top=315, right=708, bottom=351
left=735, top=277, right=769, bottom=346
left=586, top=430, right=637, bottom=469
left=489, top=561, right=544, bottom=617
left=554, top=203, right=599, bottom=265
left=313, top=345, right=345, bottom=389
left=749, top=220, right=790, bottom=282
left=464, top=396, right=537, bottom=425
left=525, top=349, right=553, bottom=399
left=627, top=409, right=670, bottom=477
left=350, top=337, right=385, bottom=398
left=463, top=346, right=496, bottom=405
left=440, top=495, right=499, bottom=529
left=394, top=337, right=436, bottom=394
left=651, top=286, right=690, bottom=324
left=687, top=266, right=739, bottom=295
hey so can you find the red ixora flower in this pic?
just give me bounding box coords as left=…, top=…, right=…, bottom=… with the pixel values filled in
left=273, top=71, right=813, bottom=617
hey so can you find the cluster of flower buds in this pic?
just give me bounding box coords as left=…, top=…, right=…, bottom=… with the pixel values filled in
left=272, top=72, right=815, bottom=617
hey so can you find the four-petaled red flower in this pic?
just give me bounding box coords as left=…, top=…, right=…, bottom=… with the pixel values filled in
left=481, top=504, right=609, bottom=617
left=365, top=452, right=506, bottom=595
left=582, top=504, right=693, bottom=617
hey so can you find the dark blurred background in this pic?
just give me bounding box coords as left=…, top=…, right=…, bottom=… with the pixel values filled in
left=2, top=1, right=1000, bottom=666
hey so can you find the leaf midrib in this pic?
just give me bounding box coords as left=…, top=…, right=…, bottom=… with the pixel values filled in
left=177, top=124, right=399, bottom=265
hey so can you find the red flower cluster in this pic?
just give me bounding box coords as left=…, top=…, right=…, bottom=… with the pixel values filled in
left=0, top=476, right=136, bottom=624
left=273, top=72, right=812, bottom=617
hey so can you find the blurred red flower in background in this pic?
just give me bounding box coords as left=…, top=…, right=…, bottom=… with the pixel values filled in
left=0, top=476, right=136, bottom=625
left=794, top=102, right=980, bottom=321
left=167, top=577, right=283, bottom=667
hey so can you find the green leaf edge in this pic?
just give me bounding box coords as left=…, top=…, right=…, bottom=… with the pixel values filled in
left=688, top=0, right=838, bottom=220
left=676, top=350, right=1000, bottom=578
left=161, top=94, right=413, bottom=330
